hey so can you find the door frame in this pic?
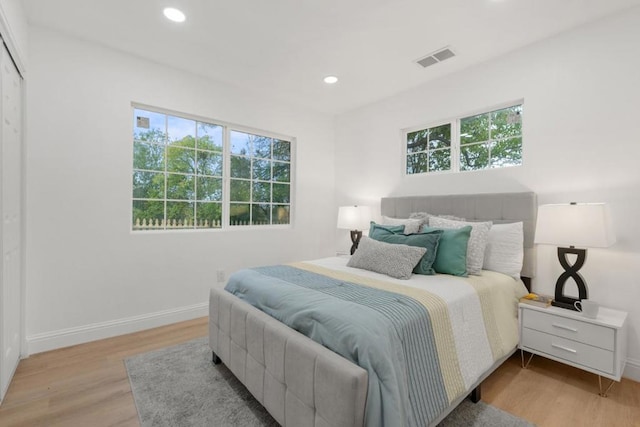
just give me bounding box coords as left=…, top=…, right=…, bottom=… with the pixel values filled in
left=0, top=4, right=27, bottom=363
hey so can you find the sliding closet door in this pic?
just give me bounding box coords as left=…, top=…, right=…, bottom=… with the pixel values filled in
left=0, top=41, right=22, bottom=402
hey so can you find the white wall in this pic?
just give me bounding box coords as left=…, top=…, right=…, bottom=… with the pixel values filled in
left=335, top=8, right=640, bottom=380
left=25, top=27, right=336, bottom=353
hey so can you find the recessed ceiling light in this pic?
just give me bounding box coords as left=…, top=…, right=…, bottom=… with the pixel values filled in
left=163, top=7, right=186, bottom=23
left=323, top=76, right=338, bottom=84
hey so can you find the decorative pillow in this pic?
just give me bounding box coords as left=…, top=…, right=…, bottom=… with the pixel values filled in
left=380, top=216, right=422, bottom=234
left=483, top=222, right=524, bottom=279
left=428, top=217, right=492, bottom=275
left=347, top=236, right=426, bottom=280
left=422, top=225, right=472, bottom=276
left=369, top=222, right=405, bottom=238
left=409, top=212, right=466, bottom=230
left=368, top=225, right=443, bottom=275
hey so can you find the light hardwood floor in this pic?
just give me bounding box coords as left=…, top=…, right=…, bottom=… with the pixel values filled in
left=0, top=317, right=638, bottom=426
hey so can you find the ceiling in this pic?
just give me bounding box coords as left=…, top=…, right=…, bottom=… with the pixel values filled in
left=24, top=0, right=640, bottom=115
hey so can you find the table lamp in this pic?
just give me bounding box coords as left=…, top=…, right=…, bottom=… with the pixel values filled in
left=337, top=205, right=372, bottom=255
left=534, top=202, right=615, bottom=310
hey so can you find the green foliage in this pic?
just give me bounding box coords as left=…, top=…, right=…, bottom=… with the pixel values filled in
left=197, top=177, right=222, bottom=201
left=197, top=151, right=222, bottom=176
left=230, top=179, right=250, bottom=202
left=460, top=105, right=522, bottom=170
left=460, top=144, right=489, bottom=171
left=406, top=124, right=451, bottom=173
left=273, top=161, right=290, bottom=182
left=252, top=204, right=270, bottom=224
left=230, top=203, right=250, bottom=224
left=167, top=201, right=194, bottom=222
left=197, top=202, right=222, bottom=227
left=133, top=142, right=164, bottom=171
left=253, top=182, right=271, bottom=203
left=132, top=200, right=163, bottom=223
left=273, top=140, right=291, bottom=161
left=252, top=159, right=272, bottom=181
left=272, top=184, right=290, bottom=203
left=230, top=155, right=251, bottom=179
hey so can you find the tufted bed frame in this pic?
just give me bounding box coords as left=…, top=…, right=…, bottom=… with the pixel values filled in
left=209, top=192, right=537, bottom=427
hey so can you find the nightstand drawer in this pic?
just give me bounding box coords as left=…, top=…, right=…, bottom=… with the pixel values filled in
left=522, top=308, right=614, bottom=350
left=522, top=328, right=614, bottom=374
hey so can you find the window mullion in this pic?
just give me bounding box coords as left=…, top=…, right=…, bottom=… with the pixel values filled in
left=488, top=113, right=493, bottom=168
left=270, top=142, right=274, bottom=225
left=194, top=122, right=198, bottom=229
left=164, top=115, right=169, bottom=229
left=223, top=126, right=231, bottom=229
left=451, top=120, right=460, bottom=173
left=249, top=157, right=254, bottom=226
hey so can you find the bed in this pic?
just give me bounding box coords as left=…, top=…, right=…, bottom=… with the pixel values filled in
left=209, top=192, right=537, bottom=427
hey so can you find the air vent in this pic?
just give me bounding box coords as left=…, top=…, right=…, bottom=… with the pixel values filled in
left=415, top=47, right=456, bottom=68
left=416, top=56, right=438, bottom=68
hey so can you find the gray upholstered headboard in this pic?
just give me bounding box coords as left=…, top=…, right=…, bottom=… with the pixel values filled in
left=381, top=192, right=537, bottom=279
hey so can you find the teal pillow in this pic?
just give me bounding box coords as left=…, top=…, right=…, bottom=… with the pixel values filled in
left=369, top=222, right=405, bottom=239
left=422, top=225, right=472, bottom=276
left=369, top=225, right=443, bottom=275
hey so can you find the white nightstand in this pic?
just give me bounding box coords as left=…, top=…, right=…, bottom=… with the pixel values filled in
left=519, top=303, right=628, bottom=396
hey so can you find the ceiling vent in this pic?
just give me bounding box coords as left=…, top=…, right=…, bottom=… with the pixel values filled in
left=416, top=47, right=456, bottom=68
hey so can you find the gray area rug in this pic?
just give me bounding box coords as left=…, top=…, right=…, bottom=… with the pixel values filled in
left=125, top=337, right=534, bottom=427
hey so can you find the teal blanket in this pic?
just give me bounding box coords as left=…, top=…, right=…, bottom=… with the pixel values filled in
left=225, top=265, right=449, bottom=427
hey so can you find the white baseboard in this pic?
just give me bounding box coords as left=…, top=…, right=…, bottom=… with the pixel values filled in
left=26, top=302, right=208, bottom=355
left=624, top=357, right=640, bottom=382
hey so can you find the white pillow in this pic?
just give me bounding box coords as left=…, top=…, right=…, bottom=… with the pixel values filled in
left=483, top=222, right=524, bottom=279
left=380, top=216, right=422, bottom=234
left=428, top=217, right=492, bottom=275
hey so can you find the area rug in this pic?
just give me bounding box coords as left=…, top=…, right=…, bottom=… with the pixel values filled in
left=125, top=337, right=534, bottom=427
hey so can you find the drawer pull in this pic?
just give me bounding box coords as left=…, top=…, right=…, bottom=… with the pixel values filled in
left=552, top=343, right=577, bottom=354
left=552, top=323, right=577, bottom=332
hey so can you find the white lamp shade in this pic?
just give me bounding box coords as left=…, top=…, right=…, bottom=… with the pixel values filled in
left=534, top=203, right=616, bottom=248
left=337, top=206, right=372, bottom=230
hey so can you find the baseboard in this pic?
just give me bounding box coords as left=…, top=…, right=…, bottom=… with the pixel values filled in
left=624, top=357, right=640, bottom=382
left=26, top=302, right=208, bottom=355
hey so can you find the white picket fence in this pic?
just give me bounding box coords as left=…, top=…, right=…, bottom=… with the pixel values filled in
left=133, top=218, right=221, bottom=230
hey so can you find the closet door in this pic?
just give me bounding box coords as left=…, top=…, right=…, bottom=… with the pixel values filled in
left=0, top=41, right=22, bottom=402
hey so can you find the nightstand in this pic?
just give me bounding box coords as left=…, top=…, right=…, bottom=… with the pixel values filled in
left=519, top=303, right=628, bottom=396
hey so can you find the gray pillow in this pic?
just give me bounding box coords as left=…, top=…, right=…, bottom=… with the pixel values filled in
left=347, top=236, right=426, bottom=280
left=409, top=212, right=466, bottom=229
left=380, top=216, right=422, bottom=234
left=369, top=223, right=443, bottom=275
left=428, top=217, right=492, bottom=275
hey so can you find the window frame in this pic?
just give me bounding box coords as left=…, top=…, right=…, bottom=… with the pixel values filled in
left=403, top=99, right=523, bottom=176
left=131, top=103, right=295, bottom=232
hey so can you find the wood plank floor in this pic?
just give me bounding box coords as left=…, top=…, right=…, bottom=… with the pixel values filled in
left=0, top=317, right=638, bottom=426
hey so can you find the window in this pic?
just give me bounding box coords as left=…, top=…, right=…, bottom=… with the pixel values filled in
left=405, top=103, right=522, bottom=175
left=132, top=106, right=292, bottom=231
left=406, top=124, right=451, bottom=174
left=229, top=130, right=291, bottom=226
